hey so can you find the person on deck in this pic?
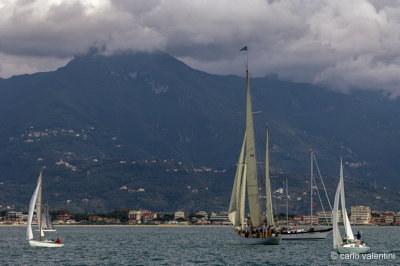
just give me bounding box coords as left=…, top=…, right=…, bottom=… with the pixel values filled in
left=356, top=231, right=361, bottom=240
left=55, top=238, right=61, bottom=244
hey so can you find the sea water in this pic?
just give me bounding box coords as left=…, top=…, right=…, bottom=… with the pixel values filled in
left=0, top=226, right=398, bottom=265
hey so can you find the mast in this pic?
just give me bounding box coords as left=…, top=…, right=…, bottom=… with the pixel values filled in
left=265, top=126, right=274, bottom=227
left=244, top=63, right=262, bottom=228
left=310, top=149, right=314, bottom=228
left=286, top=179, right=289, bottom=227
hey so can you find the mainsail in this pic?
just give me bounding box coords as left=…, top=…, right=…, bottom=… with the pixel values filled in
left=27, top=170, right=42, bottom=241
left=332, top=173, right=343, bottom=248
left=244, top=65, right=262, bottom=228
left=229, top=65, right=265, bottom=229
left=333, top=158, right=353, bottom=248
left=339, top=159, right=354, bottom=240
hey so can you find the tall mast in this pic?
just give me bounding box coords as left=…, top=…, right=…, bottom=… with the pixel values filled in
left=265, top=125, right=274, bottom=227
left=310, top=149, right=313, bottom=228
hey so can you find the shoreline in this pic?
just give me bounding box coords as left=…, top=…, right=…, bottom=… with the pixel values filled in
left=0, top=224, right=232, bottom=227
left=1, top=224, right=398, bottom=228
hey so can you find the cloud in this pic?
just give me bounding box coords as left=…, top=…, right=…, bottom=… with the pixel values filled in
left=1, top=0, right=400, bottom=96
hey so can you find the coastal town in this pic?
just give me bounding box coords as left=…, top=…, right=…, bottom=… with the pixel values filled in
left=1, top=205, right=399, bottom=226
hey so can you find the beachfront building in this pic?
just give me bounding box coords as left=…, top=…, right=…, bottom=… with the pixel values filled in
left=209, top=212, right=231, bottom=225
left=128, top=210, right=157, bottom=224
left=350, top=206, right=371, bottom=224
left=174, top=211, right=185, bottom=220
left=395, top=212, right=400, bottom=225
left=382, top=212, right=395, bottom=224
left=302, top=215, right=319, bottom=225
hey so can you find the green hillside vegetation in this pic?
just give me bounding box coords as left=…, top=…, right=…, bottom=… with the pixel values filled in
left=0, top=52, right=399, bottom=212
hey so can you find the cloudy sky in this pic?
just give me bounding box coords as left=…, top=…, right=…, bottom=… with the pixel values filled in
left=1, top=0, right=400, bottom=96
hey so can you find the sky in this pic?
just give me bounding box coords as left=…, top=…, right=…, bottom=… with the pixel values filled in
left=1, top=0, right=400, bottom=97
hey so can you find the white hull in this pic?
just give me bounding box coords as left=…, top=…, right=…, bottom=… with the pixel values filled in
left=337, top=243, right=370, bottom=254
left=281, top=229, right=332, bottom=240
left=29, top=240, right=64, bottom=248
left=238, top=236, right=281, bottom=245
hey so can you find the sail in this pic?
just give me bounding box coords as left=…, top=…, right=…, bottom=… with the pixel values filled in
left=41, top=202, right=55, bottom=231
left=36, top=171, right=45, bottom=239
left=265, top=127, right=274, bottom=227
left=340, top=159, right=354, bottom=240
left=240, top=164, right=247, bottom=230
left=229, top=134, right=246, bottom=228
left=244, top=65, right=262, bottom=228
left=332, top=174, right=343, bottom=248
left=27, top=170, right=42, bottom=241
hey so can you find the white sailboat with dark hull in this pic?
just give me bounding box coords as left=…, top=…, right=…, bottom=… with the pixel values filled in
left=280, top=150, right=332, bottom=240
left=27, top=169, right=64, bottom=248
left=228, top=57, right=281, bottom=245
left=332, top=159, right=369, bottom=254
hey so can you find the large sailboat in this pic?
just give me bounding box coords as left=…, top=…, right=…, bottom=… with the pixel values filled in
left=332, top=159, right=369, bottom=253
left=280, top=150, right=332, bottom=240
left=27, top=169, right=64, bottom=247
left=228, top=60, right=281, bottom=245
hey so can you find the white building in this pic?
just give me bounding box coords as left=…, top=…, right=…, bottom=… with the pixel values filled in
left=350, top=206, right=371, bottom=224
left=174, top=211, right=185, bottom=219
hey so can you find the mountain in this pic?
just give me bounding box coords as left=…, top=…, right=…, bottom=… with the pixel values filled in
left=0, top=51, right=399, bottom=212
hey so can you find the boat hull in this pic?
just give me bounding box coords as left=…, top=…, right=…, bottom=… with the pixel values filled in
left=238, top=236, right=281, bottom=245
left=281, top=228, right=332, bottom=240
left=29, top=240, right=64, bottom=248
left=337, top=244, right=370, bottom=254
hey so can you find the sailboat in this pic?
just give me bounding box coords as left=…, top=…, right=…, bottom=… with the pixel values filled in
left=280, top=150, right=332, bottom=240
left=332, top=159, right=369, bottom=254
left=27, top=169, right=64, bottom=247
left=228, top=60, right=281, bottom=245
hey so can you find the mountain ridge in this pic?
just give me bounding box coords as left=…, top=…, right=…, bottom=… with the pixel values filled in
left=0, top=51, right=399, bottom=212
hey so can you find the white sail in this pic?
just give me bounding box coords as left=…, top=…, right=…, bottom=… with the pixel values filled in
left=339, top=159, right=354, bottom=240
left=332, top=173, right=343, bottom=248
left=41, top=202, right=55, bottom=231
left=27, top=170, right=42, bottom=241
left=229, top=135, right=246, bottom=228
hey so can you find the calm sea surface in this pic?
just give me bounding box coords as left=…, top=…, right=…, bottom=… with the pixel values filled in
left=0, top=226, right=399, bottom=265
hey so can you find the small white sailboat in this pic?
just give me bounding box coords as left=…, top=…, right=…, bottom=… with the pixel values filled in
left=27, top=169, right=64, bottom=247
left=332, top=159, right=369, bottom=254
left=228, top=57, right=281, bottom=245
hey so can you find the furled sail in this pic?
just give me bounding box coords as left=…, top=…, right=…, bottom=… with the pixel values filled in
left=27, top=170, right=42, bottom=241
left=244, top=65, right=262, bottom=228
left=229, top=134, right=246, bottom=228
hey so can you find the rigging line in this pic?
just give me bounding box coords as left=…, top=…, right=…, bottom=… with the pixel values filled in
left=313, top=153, right=332, bottom=211
left=312, top=174, right=330, bottom=226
